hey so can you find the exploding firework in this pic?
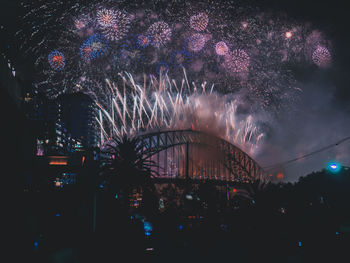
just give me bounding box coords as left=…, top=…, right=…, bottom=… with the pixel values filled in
left=312, top=46, right=331, bottom=67
left=97, top=8, right=117, bottom=27
left=94, top=71, right=264, bottom=154
left=137, top=34, right=151, bottom=48
left=215, top=41, right=229, bottom=56
left=187, top=33, right=207, bottom=52
left=17, top=0, right=333, bottom=122
left=189, top=12, right=209, bottom=32
left=80, top=34, right=109, bottom=61
left=147, top=21, right=172, bottom=47
left=97, top=8, right=131, bottom=41
left=223, top=49, right=250, bottom=73
left=48, top=50, right=65, bottom=70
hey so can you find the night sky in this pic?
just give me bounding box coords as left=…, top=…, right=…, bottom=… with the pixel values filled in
left=1, top=0, right=349, bottom=181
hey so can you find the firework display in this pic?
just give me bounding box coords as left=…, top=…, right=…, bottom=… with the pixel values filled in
left=215, top=41, right=229, bottom=56
left=95, top=72, right=264, bottom=154
left=189, top=12, right=209, bottom=32
left=147, top=21, right=172, bottom=48
left=17, top=0, right=335, bottom=153
left=312, top=46, right=332, bottom=68
left=80, top=34, right=109, bottom=61
left=187, top=33, right=207, bottom=52
left=97, top=8, right=131, bottom=41
left=48, top=50, right=65, bottom=70
left=137, top=35, right=151, bottom=48
left=223, top=49, right=250, bottom=73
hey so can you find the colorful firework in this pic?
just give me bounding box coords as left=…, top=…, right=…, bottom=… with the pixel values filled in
left=223, top=49, right=250, bottom=73
left=189, top=12, right=209, bottom=32
left=80, top=34, right=109, bottom=61
left=97, top=8, right=117, bottom=27
left=17, top=0, right=334, bottom=132
left=312, top=46, right=332, bottom=68
left=48, top=50, right=65, bottom=71
left=95, top=72, right=264, bottom=154
left=137, top=34, right=151, bottom=48
left=186, top=33, right=207, bottom=52
left=215, top=41, right=229, bottom=56
left=97, top=8, right=131, bottom=41
left=147, top=21, right=172, bottom=47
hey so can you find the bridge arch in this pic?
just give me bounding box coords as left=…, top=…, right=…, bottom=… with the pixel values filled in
left=137, top=129, right=266, bottom=183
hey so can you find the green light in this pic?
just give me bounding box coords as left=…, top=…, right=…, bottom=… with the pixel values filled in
left=327, top=161, right=342, bottom=173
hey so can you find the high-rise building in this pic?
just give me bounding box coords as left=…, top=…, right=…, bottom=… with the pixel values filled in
left=57, top=92, right=99, bottom=148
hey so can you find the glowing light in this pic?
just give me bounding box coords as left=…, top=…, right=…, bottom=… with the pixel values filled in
left=276, top=172, right=284, bottom=180
left=285, top=31, right=292, bottom=39
left=49, top=156, right=68, bottom=165
left=185, top=194, right=193, bottom=200
left=48, top=50, right=65, bottom=71
left=327, top=161, right=342, bottom=173
left=143, top=221, right=153, bottom=236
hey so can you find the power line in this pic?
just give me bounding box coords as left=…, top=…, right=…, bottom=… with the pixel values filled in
left=263, top=135, right=350, bottom=170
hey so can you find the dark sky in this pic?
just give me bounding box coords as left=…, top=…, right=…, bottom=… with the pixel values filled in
left=1, top=0, right=349, bottom=181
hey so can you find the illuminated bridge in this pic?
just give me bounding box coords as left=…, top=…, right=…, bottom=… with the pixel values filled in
left=137, top=129, right=266, bottom=184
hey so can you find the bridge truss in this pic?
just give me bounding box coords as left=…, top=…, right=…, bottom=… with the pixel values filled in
left=137, top=129, right=266, bottom=183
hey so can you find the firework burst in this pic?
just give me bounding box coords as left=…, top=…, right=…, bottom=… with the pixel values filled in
left=94, top=71, right=264, bottom=154
left=215, top=41, right=229, bottom=56
left=189, top=12, right=209, bottom=32
left=223, top=49, right=250, bottom=73
left=48, top=50, right=65, bottom=71
left=80, top=34, right=109, bottom=61
left=312, top=45, right=332, bottom=68
left=186, top=33, right=207, bottom=52
left=97, top=8, right=131, bottom=42
left=147, top=21, right=172, bottom=47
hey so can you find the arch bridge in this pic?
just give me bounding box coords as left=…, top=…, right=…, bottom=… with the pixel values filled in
left=137, top=129, right=266, bottom=184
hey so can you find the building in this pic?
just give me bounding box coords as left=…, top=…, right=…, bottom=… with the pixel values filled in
left=57, top=92, right=99, bottom=148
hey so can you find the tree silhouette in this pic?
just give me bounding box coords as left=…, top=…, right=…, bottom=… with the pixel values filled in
left=100, top=135, right=159, bottom=210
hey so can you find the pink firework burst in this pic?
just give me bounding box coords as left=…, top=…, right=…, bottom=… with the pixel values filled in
left=215, top=41, right=229, bottom=56
left=312, top=46, right=331, bottom=67
left=224, top=49, right=250, bottom=73
left=147, top=21, right=172, bottom=48
left=189, top=12, right=209, bottom=32
left=97, top=8, right=117, bottom=27
left=97, top=8, right=130, bottom=41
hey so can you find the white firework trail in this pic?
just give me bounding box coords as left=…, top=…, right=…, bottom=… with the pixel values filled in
left=94, top=70, right=264, bottom=155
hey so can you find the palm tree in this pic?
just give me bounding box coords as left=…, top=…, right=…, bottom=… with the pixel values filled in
left=100, top=135, right=159, bottom=211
